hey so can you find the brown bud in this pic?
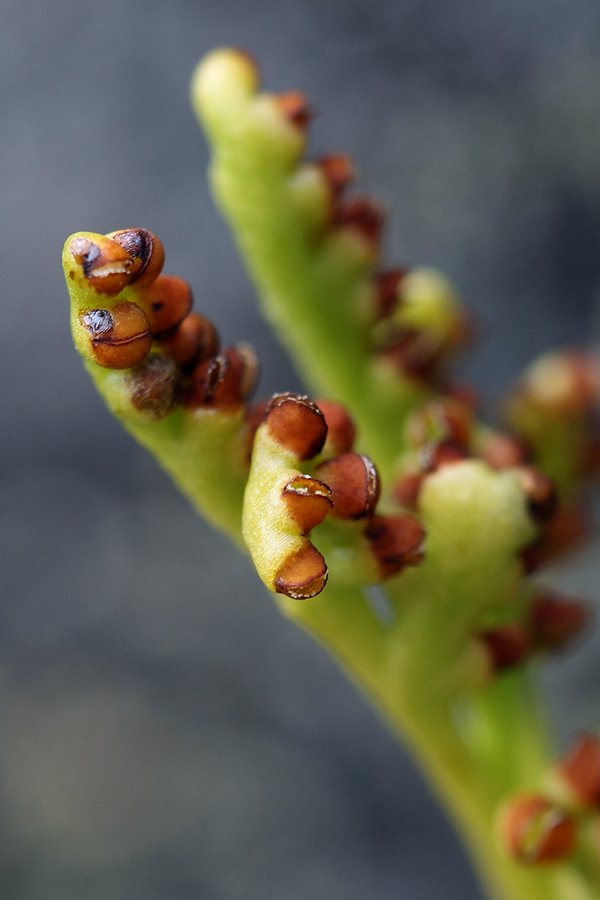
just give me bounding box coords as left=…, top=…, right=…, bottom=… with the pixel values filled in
left=138, top=274, right=193, bottom=337
left=158, top=312, right=220, bottom=372
left=514, top=466, right=558, bottom=523
left=393, top=471, right=425, bottom=510
left=315, top=399, right=356, bottom=455
left=335, top=196, right=385, bottom=246
left=480, top=432, right=531, bottom=470
left=420, top=439, right=470, bottom=473
left=107, top=228, right=165, bottom=286
left=276, top=91, right=312, bottom=130
left=316, top=154, right=355, bottom=195
left=407, top=398, right=473, bottom=451
left=479, top=625, right=531, bottom=672
left=372, top=268, right=408, bottom=319
left=559, top=734, right=600, bottom=807
left=365, top=514, right=425, bottom=578
left=521, top=504, right=588, bottom=572
left=501, top=794, right=575, bottom=865
left=265, top=393, right=327, bottom=460
left=529, top=592, right=589, bottom=652
left=274, top=543, right=328, bottom=600
left=127, top=354, right=181, bottom=419
left=316, top=453, right=380, bottom=520
left=69, top=235, right=137, bottom=295
left=80, top=302, right=152, bottom=369
left=186, top=352, right=232, bottom=410
left=545, top=503, right=589, bottom=557
left=379, top=330, right=441, bottom=381
left=186, top=344, right=258, bottom=412
left=282, top=475, right=332, bottom=534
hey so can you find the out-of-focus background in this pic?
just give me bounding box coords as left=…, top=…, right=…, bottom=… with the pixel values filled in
left=2, top=1, right=600, bottom=898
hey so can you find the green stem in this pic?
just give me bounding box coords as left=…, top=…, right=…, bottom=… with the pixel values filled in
left=286, top=582, right=597, bottom=900
left=191, top=50, right=428, bottom=479
left=86, top=364, right=247, bottom=543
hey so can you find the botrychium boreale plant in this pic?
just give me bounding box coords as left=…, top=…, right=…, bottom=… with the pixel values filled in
left=62, top=48, right=600, bottom=900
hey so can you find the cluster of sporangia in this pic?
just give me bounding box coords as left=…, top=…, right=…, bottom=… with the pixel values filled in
left=68, top=226, right=425, bottom=599
left=67, top=70, right=600, bottom=872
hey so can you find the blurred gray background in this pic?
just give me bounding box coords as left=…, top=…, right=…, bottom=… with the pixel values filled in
left=2, top=1, right=600, bottom=898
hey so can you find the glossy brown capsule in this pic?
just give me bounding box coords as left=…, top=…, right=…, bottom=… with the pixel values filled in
left=479, top=625, right=531, bottom=672
left=276, top=91, right=312, bottom=130
left=69, top=235, right=137, bottom=295
left=315, top=399, right=356, bottom=455
left=274, top=543, right=328, bottom=600
left=316, top=154, right=355, bottom=195
left=282, top=475, right=333, bottom=534
left=393, top=471, right=425, bottom=510
left=559, top=734, right=600, bottom=807
left=186, top=353, right=232, bottom=410
left=544, top=503, right=589, bottom=557
left=501, top=794, right=575, bottom=865
left=372, top=268, right=408, bottom=319
left=335, top=196, right=385, bottom=246
left=108, top=228, right=165, bottom=286
left=407, top=398, right=473, bottom=451
left=420, top=439, right=470, bottom=473
left=186, top=345, right=259, bottom=412
left=138, top=274, right=193, bottom=337
left=265, top=393, right=328, bottom=461
left=520, top=503, right=589, bottom=573
left=158, top=312, right=220, bottom=372
left=529, top=592, right=589, bottom=653
left=379, top=329, right=441, bottom=381
left=365, top=514, right=425, bottom=578
left=80, top=302, right=152, bottom=369
left=316, top=453, right=380, bottom=520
